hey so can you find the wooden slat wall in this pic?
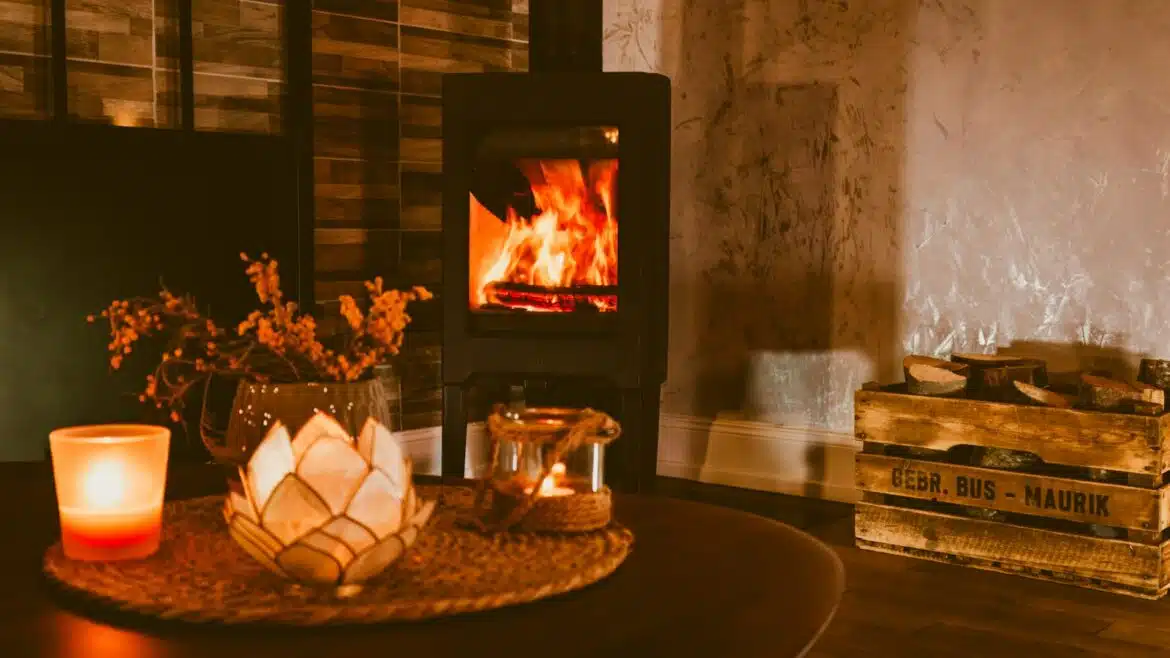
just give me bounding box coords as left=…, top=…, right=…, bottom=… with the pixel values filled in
left=0, top=0, right=283, bottom=130
left=311, top=0, right=528, bottom=429
left=190, top=0, right=284, bottom=133
left=0, top=0, right=51, bottom=119
left=0, top=0, right=525, bottom=429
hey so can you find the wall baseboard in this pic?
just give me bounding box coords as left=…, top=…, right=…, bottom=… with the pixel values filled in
left=657, top=412, right=859, bottom=503
left=399, top=411, right=859, bottom=503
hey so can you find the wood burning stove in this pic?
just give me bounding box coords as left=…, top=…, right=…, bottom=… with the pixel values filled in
left=440, top=0, right=670, bottom=493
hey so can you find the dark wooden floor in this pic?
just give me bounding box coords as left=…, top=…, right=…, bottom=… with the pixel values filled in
left=655, top=477, right=1170, bottom=658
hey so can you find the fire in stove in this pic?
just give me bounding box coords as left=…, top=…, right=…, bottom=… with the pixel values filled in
left=469, top=158, right=618, bottom=313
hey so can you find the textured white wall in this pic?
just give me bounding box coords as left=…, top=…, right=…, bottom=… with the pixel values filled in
left=604, top=0, right=1170, bottom=432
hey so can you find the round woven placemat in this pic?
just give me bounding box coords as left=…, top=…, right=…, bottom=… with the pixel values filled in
left=43, top=485, right=633, bottom=626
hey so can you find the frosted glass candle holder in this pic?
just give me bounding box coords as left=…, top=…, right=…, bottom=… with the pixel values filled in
left=49, top=424, right=171, bottom=561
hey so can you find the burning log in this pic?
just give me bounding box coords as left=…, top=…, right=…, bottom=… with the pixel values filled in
left=484, top=281, right=618, bottom=313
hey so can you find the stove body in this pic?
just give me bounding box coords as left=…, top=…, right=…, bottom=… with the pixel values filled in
left=439, top=1, right=670, bottom=492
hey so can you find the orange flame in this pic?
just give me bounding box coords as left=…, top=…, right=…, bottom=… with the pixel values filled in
left=523, top=462, right=572, bottom=498
left=469, top=159, right=618, bottom=312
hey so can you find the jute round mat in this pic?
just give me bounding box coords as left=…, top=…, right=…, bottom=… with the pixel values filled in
left=43, top=485, right=633, bottom=626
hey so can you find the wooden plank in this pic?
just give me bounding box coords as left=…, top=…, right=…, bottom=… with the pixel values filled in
left=315, top=279, right=368, bottom=302
left=856, top=453, right=1162, bottom=531
left=192, top=74, right=281, bottom=134
left=313, top=0, right=399, bottom=22
left=1099, top=620, right=1170, bottom=651
left=401, top=136, right=440, bottom=162
left=399, top=24, right=514, bottom=95
left=1162, top=415, right=1170, bottom=474
left=399, top=230, right=441, bottom=285
left=66, top=59, right=154, bottom=126
left=0, top=53, right=44, bottom=119
left=401, top=166, right=441, bottom=230
left=195, top=5, right=285, bottom=82
left=1162, top=540, right=1170, bottom=589
left=313, top=227, right=398, bottom=274
left=0, top=0, right=43, bottom=29
left=312, top=10, right=398, bottom=91
left=855, top=503, right=1165, bottom=598
left=855, top=389, right=1165, bottom=476
left=400, top=0, right=513, bottom=41
left=1162, top=486, right=1170, bottom=536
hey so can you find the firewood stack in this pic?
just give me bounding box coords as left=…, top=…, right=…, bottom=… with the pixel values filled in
left=899, top=353, right=1170, bottom=417
left=894, top=353, right=1170, bottom=527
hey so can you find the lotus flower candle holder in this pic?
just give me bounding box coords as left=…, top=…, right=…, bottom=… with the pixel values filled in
left=223, top=413, right=434, bottom=589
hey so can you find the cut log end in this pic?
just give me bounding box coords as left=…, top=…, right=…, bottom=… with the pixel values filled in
left=950, top=353, right=1027, bottom=366
left=1135, top=382, right=1166, bottom=407
left=948, top=353, right=1048, bottom=400
left=1012, top=380, right=1074, bottom=409
left=906, top=363, right=967, bottom=397
left=904, top=354, right=967, bottom=372
left=1079, top=374, right=1165, bottom=415
left=969, top=365, right=1041, bottom=400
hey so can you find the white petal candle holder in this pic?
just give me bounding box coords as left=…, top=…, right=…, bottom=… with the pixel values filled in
left=223, top=412, right=435, bottom=589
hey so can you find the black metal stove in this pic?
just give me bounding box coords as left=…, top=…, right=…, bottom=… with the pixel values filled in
left=439, top=0, right=671, bottom=493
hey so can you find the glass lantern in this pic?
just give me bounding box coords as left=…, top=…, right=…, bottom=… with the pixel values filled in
left=488, top=406, right=616, bottom=500
left=477, top=404, right=621, bottom=532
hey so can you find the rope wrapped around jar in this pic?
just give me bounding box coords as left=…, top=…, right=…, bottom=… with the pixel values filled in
left=472, top=405, right=621, bottom=533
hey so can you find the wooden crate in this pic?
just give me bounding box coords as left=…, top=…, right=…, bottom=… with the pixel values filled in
left=854, top=384, right=1170, bottom=599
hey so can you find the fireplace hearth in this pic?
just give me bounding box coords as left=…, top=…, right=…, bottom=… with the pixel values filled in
left=439, top=0, right=671, bottom=493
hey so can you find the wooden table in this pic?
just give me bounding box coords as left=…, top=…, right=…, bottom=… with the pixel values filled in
left=0, top=463, right=844, bottom=658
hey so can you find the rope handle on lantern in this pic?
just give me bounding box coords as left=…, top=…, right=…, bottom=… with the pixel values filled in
left=472, top=408, right=620, bottom=533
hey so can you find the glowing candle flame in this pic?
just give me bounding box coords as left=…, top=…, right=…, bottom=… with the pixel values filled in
left=81, top=458, right=128, bottom=510
left=534, top=463, right=573, bottom=497
left=538, top=462, right=567, bottom=494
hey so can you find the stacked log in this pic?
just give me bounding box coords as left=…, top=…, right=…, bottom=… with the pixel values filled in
left=893, top=352, right=1166, bottom=417
left=903, top=355, right=968, bottom=397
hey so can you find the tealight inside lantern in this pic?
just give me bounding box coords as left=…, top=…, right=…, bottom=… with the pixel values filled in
left=49, top=424, right=170, bottom=561
left=490, top=406, right=612, bottom=498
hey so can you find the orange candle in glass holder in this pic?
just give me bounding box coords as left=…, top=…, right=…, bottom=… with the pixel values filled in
left=49, top=424, right=170, bottom=561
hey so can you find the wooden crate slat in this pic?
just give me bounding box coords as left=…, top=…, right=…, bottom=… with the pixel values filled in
left=1162, top=487, right=1170, bottom=534
left=855, top=389, right=1169, bottom=476
left=856, top=453, right=1161, bottom=531
left=856, top=503, right=1165, bottom=597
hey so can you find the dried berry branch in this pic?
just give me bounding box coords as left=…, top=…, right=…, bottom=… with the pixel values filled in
left=88, top=253, right=432, bottom=422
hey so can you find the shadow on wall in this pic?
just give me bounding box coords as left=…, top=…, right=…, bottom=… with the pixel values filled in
left=656, top=0, right=915, bottom=466
left=1000, top=338, right=1138, bottom=383
left=691, top=80, right=840, bottom=415
left=639, top=0, right=918, bottom=495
